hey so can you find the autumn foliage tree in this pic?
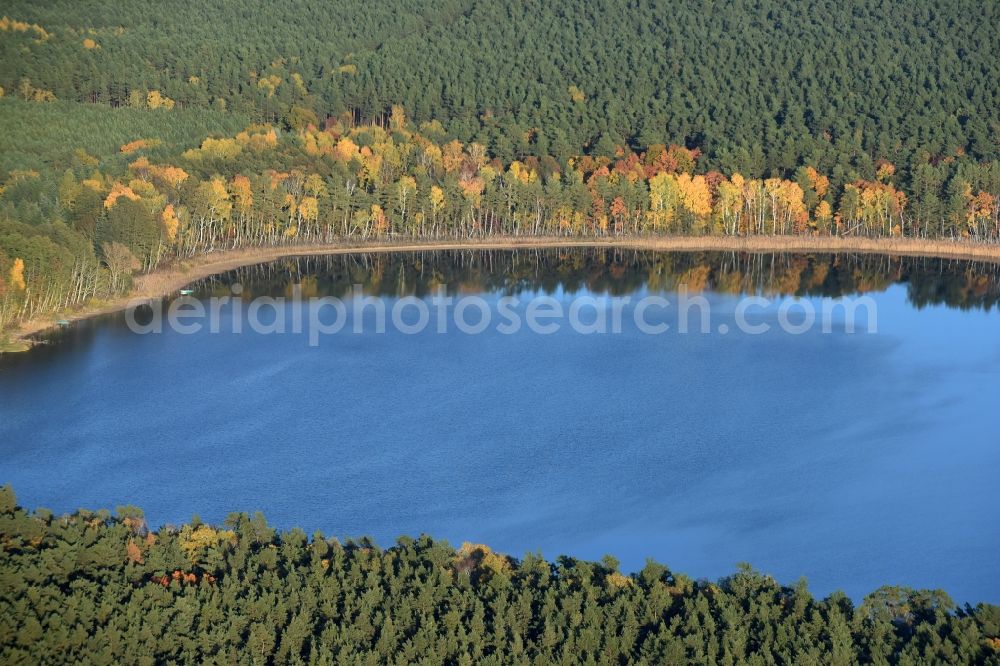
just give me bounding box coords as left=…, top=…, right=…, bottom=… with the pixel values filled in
left=1, top=100, right=999, bottom=334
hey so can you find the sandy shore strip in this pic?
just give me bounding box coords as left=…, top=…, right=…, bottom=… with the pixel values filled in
left=9, top=234, right=1000, bottom=345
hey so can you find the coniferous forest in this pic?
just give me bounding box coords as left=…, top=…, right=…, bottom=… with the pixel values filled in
left=0, top=0, right=999, bottom=333
left=2, top=487, right=999, bottom=665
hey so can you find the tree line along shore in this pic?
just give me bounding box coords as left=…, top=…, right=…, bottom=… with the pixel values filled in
left=1, top=487, right=998, bottom=664
left=1, top=106, right=997, bottom=342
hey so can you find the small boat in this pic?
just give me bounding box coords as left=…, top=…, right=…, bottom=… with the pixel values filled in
left=179, top=289, right=194, bottom=296
left=57, top=320, right=71, bottom=328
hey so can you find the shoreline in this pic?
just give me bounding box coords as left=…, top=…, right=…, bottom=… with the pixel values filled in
left=9, top=234, right=1000, bottom=347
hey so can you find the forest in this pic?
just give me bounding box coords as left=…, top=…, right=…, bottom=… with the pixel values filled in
left=2, top=0, right=997, bottom=172
left=1, top=486, right=998, bottom=665
left=1, top=0, right=999, bottom=336
left=0, top=95, right=997, bottom=333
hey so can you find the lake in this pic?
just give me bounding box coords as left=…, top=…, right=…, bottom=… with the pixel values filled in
left=1, top=249, right=998, bottom=603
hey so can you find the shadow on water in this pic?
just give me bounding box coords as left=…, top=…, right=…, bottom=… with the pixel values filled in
left=188, top=248, right=1000, bottom=306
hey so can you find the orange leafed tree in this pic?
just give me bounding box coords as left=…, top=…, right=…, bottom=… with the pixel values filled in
left=802, top=166, right=829, bottom=198
left=104, top=182, right=140, bottom=209
left=120, top=139, right=161, bottom=154
left=370, top=204, right=388, bottom=234
left=236, top=125, right=278, bottom=152
left=442, top=140, right=465, bottom=174
left=149, top=165, right=189, bottom=190
left=126, top=539, right=144, bottom=564
left=334, top=138, right=359, bottom=162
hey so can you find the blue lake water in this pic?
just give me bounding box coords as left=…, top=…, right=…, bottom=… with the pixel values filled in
left=1, top=250, right=998, bottom=603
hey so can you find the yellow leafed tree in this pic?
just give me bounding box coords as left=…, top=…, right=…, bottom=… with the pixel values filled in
left=161, top=204, right=180, bottom=243
left=186, top=137, right=242, bottom=162
left=9, top=258, right=26, bottom=291
left=179, top=524, right=237, bottom=568
left=677, top=173, right=713, bottom=218
left=430, top=186, right=446, bottom=214
left=298, top=196, right=318, bottom=223
left=231, top=175, right=254, bottom=215
left=647, top=172, right=681, bottom=230
left=146, top=90, right=175, bottom=110
left=508, top=161, right=537, bottom=185
left=815, top=200, right=833, bottom=232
